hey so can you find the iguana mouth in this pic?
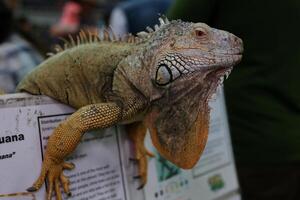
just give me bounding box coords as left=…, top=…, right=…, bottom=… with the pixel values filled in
left=200, top=66, right=234, bottom=103
left=210, top=53, right=242, bottom=68
left=204, top=65, right=234, bottom=91
left=200, top=54, right=241, bottom=92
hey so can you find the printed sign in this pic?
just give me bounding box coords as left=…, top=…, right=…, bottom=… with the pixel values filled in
left=0, top=90, right=240, bottom=200
left=0, top=94, right=126, bottom=200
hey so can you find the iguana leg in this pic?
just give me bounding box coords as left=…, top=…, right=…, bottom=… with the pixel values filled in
left=27, top=102, right=124, bottom=200
left=126, top=122, right=154, bottom=189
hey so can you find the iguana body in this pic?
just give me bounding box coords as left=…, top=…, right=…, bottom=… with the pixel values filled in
left=18, top=42, right=134, bottom=108
left=14, top=18, right=242, bottom=200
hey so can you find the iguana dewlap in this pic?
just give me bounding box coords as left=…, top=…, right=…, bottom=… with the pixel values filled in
left=15, top=18, right=243, bottom=200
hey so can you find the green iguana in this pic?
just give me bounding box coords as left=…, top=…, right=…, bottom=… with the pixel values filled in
left=13, top=17, right=242, bottom=200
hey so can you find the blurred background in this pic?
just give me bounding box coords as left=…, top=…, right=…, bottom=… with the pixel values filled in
left=0, top=0, right=172, bottom=93
left=1, top=0, right=300, bottom=200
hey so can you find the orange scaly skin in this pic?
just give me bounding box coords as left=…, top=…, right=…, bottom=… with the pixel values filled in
left=27, top=99, right=145, bottom=199
left=13, top=18, right=243, bottom=199
left=126, top=122, right=154, bottom=189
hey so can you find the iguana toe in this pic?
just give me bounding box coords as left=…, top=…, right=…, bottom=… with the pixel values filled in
left=137, top=184, right=145, bottom=190
left=133, top=175, right=142, bottom=179
left=129, top=158, right=139, bottom=163
left=26, top=186, right=38, bottom=192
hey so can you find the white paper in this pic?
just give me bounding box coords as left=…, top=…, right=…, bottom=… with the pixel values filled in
left=0, top=91, right=240, bottom=200
left=0, top=94, right=127, bottom=200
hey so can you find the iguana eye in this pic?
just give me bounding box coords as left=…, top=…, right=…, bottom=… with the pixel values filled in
left=155, top=64, right=173, bottom=86
left=195, top=28, right=206, bottom=38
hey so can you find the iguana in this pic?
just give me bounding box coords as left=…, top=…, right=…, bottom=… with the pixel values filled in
left=12, top=17, right=242, bottom=200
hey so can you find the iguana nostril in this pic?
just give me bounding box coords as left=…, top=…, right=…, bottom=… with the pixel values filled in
left=223, top=37, right=229, bottom=42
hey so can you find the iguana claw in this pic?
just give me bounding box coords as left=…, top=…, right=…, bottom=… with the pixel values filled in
left=131, top=150, right=153, bottom=189
left=133, top=175, right=142, bottom=179
left=126, top=122, right=154, bottom=190
left=137, top=184, right=145, bottom=190
left=28, top=156, right=74, bottom=200
left=133, top=175, right=145, bottom=190
left=129, top=158, right=139, bottom=163
left=27, top=186, right=38, bottom=192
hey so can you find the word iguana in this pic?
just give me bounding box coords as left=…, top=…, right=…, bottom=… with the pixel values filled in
left=14, top=18, right=243, bottom=200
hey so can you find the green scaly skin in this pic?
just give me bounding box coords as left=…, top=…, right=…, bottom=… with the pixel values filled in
left=14, top=18, right=243, bottom=200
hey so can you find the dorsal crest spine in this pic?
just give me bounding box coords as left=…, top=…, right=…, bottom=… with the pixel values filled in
left=47, top=17, right=170, bottom=57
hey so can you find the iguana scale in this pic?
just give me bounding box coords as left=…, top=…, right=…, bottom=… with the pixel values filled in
left=12, top=18, right=242, bottom=200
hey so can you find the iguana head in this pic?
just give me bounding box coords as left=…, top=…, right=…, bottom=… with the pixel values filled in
left=140, top=18, right=243, bottom=169
left=143, top=18, right=243, bottom=96
left=116, top=18, right=243, bottom=169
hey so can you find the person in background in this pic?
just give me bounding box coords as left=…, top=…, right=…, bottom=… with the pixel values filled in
left=168, top=0, right=300, bottom=200
left=51, top=0, right=98, bottom=38
left=110, top=0, right=172, bottom=37
left=0, top=2, right=43, bottom=93
left=15, top=16, right=48, bottom=56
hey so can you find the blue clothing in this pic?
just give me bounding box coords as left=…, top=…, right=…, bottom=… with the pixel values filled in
left=118, top=0, right=172, bottom=34
left=0, top=34, right=42, bottom=93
